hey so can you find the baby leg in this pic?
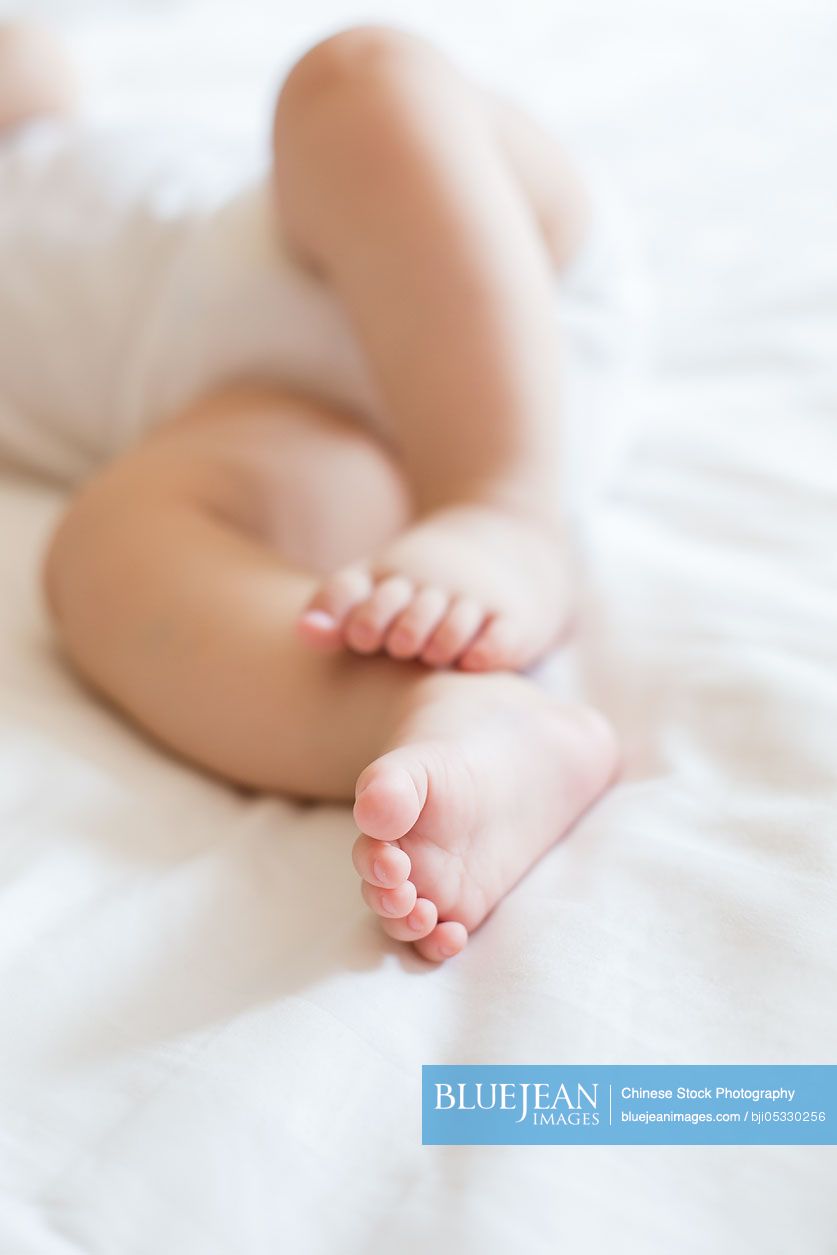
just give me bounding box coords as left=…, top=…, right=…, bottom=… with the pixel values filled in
left=45, top=386, right=617, bottom=960
left=274, top=27, right=588, bottom=671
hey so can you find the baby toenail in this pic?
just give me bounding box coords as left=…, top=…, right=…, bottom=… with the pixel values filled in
left=382, top=895, right=402, bottom=915
left=373, top=859, right=390, bottom=885
left=302, top=609, right=337, bottom=631
left=409, top=913, right=426, bottom=932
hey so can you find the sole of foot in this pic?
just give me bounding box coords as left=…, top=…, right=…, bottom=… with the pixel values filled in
left=350, top=672, right=618, bottom=962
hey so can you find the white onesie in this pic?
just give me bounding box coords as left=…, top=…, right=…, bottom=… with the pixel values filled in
left=0, top=117, right=645, bottom=512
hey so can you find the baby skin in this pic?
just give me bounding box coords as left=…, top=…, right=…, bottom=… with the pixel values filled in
left=26, top=25, right=619, bottom=959
left=277, top=32, right=589, bottom=672
left=351, top=680, right=615, bottom=958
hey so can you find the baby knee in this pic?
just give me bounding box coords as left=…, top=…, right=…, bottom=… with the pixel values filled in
left=276, top=25, right=449, bottom=136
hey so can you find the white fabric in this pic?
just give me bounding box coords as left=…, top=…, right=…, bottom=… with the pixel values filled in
left=1, top=1, right=836, bottom=1252
left=0, top=116, right=638, bottom=513
left=0, top=119, right=379, bottom=482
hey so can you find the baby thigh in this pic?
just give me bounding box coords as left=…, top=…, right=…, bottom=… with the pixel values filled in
left=156, top=384, right=411, bottom=572
left=43, top=384, right=411, bottom=794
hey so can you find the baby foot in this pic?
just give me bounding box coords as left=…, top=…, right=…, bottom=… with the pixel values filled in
left=297, top=503, right=573, bottom=672
left=349, top=673, right=618, bottom=962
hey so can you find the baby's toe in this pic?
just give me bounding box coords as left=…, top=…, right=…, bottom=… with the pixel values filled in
left=413, top=920, right=469, bottom=963
left=362, top=878, right=418, bottom=919
left=352, top=835, right=411, bottom=887
left=458, top=615, right=524, bottom=671
left=385, top=587, right=450, bottom=659
left=298, top=567, right=373, bottom=649
left=354, top=758, right=425, bottom=841
left=379, top=897, right=438, bottom=941
left=420, top=597, right=486, bottom=667
left=344, top=575, right=414, bottom=654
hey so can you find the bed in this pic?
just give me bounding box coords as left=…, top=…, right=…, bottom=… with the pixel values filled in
left=2, top=1, right=836, bottom=1251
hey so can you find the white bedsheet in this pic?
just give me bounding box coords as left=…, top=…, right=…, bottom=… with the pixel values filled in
left=1, top=1, right=836, bottom=1252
